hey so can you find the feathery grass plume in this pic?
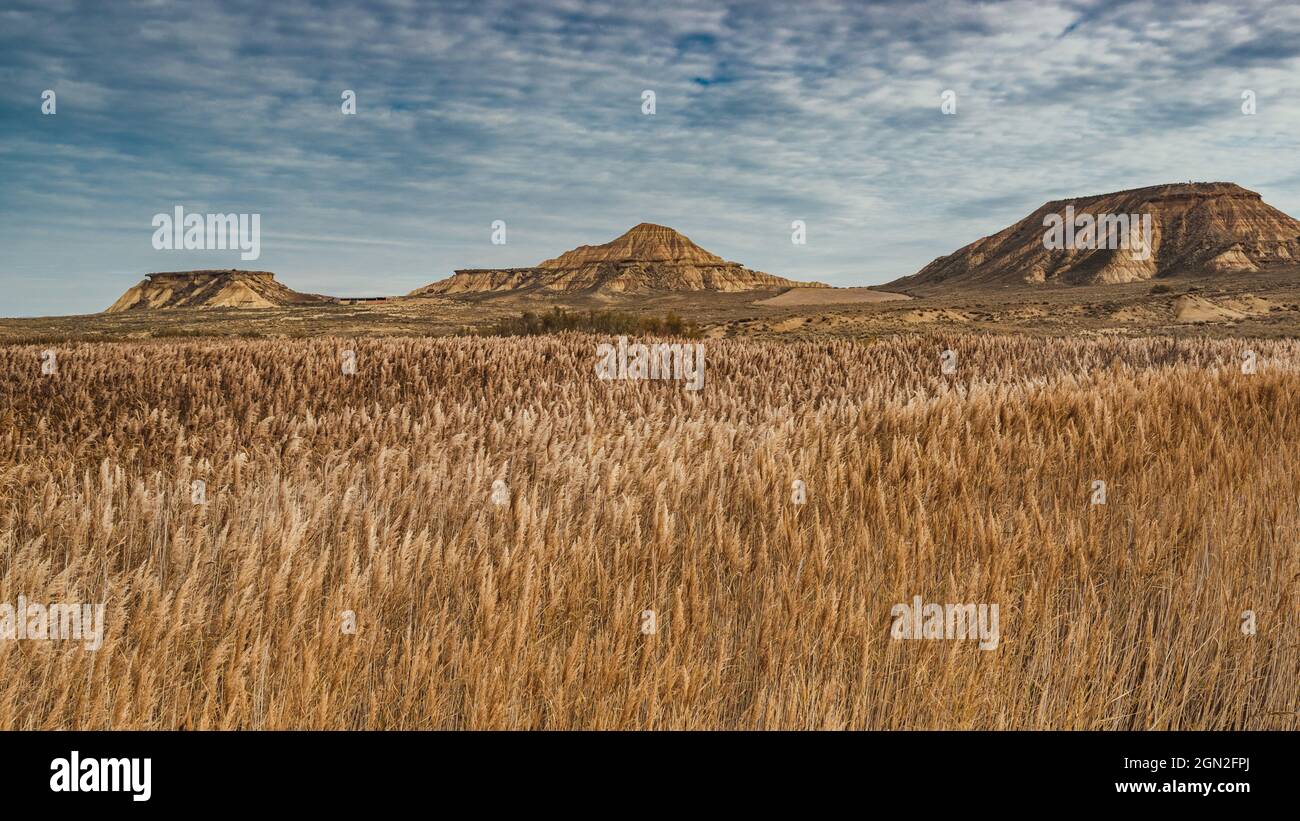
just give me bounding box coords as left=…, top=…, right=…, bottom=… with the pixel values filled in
left=0, top=335, right=1296, bottom=728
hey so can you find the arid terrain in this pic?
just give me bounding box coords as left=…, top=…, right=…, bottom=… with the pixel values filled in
left=5, top=183, right=1300, bottom=343
left=4, top=265, right=1300, bottom=343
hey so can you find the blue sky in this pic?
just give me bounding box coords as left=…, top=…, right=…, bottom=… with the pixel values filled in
left=1, top=0, right=1298, bottom=316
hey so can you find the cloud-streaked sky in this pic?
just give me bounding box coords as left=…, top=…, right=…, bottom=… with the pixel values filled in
left=2, top=0, right=1298, bottom=316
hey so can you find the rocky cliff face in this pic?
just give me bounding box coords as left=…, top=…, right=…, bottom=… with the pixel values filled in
left=105, top=270, right=330, bottom=312
left=888, top=182, right=1300, bottom=289
left=412, top=223, right=826, bottom=295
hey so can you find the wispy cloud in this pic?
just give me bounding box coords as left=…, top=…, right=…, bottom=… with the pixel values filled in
left=1, top=0, right=1298, bottom=315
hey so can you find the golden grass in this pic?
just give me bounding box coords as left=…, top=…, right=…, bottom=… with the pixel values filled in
left=0, top=334, right=1296, bottom=729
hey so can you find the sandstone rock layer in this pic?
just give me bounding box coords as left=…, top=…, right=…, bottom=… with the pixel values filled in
left=413, top=223, right=826, bottom=295
left=106, top=270, right=330, bottom=312
left=888, top=182, right=1300, bottom=288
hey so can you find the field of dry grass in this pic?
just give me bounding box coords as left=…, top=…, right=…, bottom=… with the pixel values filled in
left=1, top=334, right=1296, bottom=729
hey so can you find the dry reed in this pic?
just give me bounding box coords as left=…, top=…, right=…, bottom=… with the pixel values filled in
left=0, top=334, right=1296, bottom=728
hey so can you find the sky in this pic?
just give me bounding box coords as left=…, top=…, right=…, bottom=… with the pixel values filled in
left=1, top=0, right=1298, bottom=316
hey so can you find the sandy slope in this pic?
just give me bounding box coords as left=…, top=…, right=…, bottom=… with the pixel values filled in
left=755, top=287, right=909, bottom=306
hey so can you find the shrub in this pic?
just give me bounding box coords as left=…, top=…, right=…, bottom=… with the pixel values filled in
left=478, top=307, right=701, bottom=338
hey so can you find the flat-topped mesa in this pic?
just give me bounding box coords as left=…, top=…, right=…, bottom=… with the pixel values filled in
left=143, top=269, right=277, bottom=282
left=412, top=223, right=827, bottom=295
left=105, top=269, right=331, bottom=312
left=1042, top=181, right=1264, bottom=208
left=887, top=181, right=1300, bottom=289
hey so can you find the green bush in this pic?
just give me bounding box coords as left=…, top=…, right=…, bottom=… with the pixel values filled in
left=478, top=307, right=701, bottom=338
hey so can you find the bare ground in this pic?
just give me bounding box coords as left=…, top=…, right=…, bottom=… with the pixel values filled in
left=1, top=267, right=1299, bottom=343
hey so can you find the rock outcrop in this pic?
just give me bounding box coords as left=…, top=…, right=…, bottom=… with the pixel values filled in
left=412, top=223, right=826, bottom=295
left=106, top=270, right=331, bottom=312
left=888, top=182, right=1300, bottom=289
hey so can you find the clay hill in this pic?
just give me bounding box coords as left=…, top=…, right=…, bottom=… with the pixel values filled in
left=411, top=223, right=826, bottom=295
left=888, top=182, right=1300, bottom=289
left=106, top=270, right=332, bottom=312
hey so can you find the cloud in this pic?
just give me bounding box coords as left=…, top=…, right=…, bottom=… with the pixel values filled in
left=1, top=0, right=1298, bottom=315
